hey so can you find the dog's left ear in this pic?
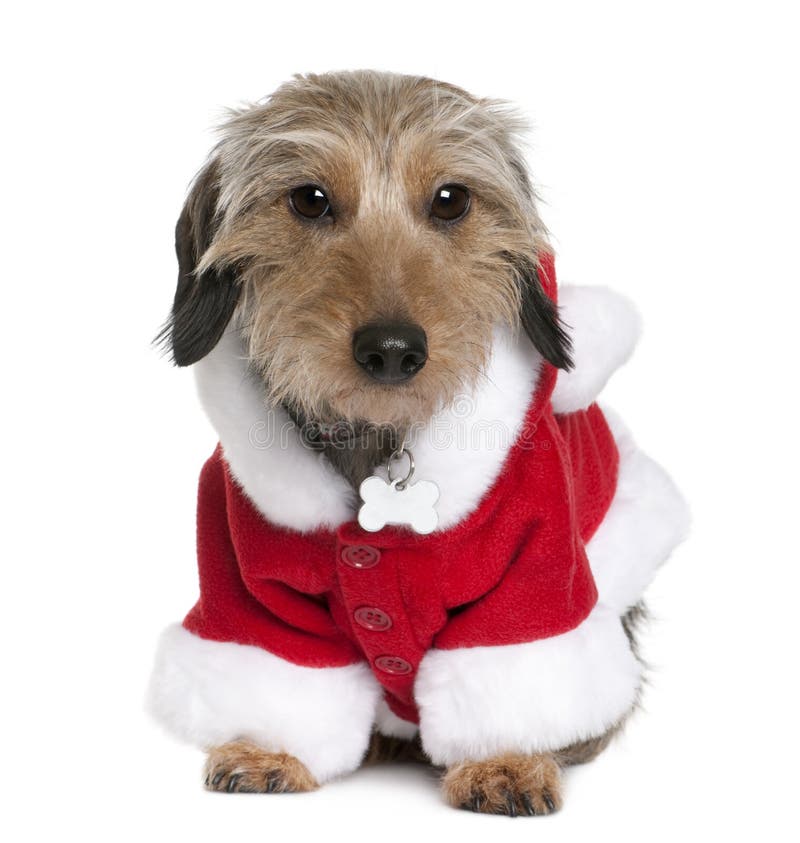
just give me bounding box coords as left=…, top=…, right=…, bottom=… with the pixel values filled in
left=157, top=158, right=242, bottom=366
left=516, top=257, right=574, bottom=371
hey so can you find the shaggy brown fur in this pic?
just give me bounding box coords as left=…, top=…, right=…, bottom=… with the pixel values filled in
left=169, top=71, right=556, bottom=433
left=204, top=740, right=318, bottom=793
left=442, top=753, right=563, bottom=816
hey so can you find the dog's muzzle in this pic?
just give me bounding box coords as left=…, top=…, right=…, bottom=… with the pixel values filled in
left=352, top=321, right=428, bottom=383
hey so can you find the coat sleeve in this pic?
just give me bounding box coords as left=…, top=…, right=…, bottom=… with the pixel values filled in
left=414, top=410, right=642, bottom=765
left=414, top=404, right=689, bottom=766
left=415, top=530, right=641, bottom=766
left=146, top=450, right=381, bottom=784
left=414, top=603, right=642, bottom=765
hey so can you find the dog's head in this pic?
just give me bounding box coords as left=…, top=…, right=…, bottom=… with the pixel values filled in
left=160, top=71, right=571, bottom=426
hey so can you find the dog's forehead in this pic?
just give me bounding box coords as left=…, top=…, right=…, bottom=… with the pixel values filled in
left=215, top=73, right=531, bottom=226
left=259, top=104, right=486, bottom=185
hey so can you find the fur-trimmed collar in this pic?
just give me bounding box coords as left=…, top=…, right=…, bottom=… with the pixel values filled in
left=194, top=327, right=544, bottom=533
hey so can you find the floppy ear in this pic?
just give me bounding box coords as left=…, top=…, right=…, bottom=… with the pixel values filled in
left=515, top=256, right=574, bottom=371
left=158, top=159, right=242, bottom=366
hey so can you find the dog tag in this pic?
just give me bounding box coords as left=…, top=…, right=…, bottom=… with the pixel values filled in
left=358, top=475, right=440, bottom=535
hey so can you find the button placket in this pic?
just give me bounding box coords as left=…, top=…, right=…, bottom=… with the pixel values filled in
left=336, top=537, right=419, bottom=692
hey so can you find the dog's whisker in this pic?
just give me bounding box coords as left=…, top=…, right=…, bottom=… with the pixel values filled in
left=258, top=335, right=306, bottom=343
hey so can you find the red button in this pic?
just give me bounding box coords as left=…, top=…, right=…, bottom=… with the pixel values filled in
left=341, top=544, right=381, bottom=569
left=375, top=655, right=413, bottom=675
left=354, top=607, right=393, bottom=632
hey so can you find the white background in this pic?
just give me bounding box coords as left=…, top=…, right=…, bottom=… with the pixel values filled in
left=2, top=1, right=798, bottom=840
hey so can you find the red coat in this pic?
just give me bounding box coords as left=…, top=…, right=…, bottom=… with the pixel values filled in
left=182, top=374, right=619, bottom=725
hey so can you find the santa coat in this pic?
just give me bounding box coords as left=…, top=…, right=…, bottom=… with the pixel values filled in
left=148, top=260, right=690, bottom=784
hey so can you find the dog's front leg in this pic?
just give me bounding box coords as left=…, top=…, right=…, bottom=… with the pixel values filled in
left=148, top=626, right=383, bottom=790
left=415, top=606, right=643, bottom=815
left=204, top=740, right=318, bottom=794
left=442, top=753, right=562, bottom=816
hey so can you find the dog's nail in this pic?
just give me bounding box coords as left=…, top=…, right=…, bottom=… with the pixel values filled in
left=226, top=774, right=241, bottom=792
left=521, top=793, right=536, bottom=816
left=463, top=795, right=481, bottom=812
left=211, top=771, right=225, bottom=787
left=542, top=790, right=556, bottom=813
left=503, top=790, right=518, bottom=817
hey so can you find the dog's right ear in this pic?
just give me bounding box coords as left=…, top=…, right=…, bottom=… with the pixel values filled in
left=157, top=159, right=242, bottom=366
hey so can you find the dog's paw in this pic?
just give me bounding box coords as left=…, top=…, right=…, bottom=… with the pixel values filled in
left=442, top=753, right=562, bottom=817
left=204, top=740, right=318, bottom=794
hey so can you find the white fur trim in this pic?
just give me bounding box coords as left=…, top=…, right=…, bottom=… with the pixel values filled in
left=194, top=330, right=355, bottom=532
left=588, top=407, right=691, bottom=613
left=147, top=624, right=381, bottom=784
left=374, top=699, right=419, bottom=740
left=552, top=285, right=642, bottom=414
left=415, top=605, right=641, bottom=765
left=195, top=326, right=541, bottom=533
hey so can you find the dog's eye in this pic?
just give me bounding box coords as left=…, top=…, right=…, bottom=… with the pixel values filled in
left=290, top=185, right=332, bottom=219
left=430, top=184, right=470, bottom=222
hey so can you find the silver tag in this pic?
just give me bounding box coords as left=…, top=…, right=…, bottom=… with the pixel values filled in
left=358, top=475, right=440, bottom=535
left=357, top=446, right=439, bottom=534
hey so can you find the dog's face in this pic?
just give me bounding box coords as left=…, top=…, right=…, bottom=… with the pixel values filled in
left=163, top=72, right=571, bottom=426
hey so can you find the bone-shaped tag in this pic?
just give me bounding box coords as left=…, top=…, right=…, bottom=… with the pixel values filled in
left=357, top=475, right=440, bottom=535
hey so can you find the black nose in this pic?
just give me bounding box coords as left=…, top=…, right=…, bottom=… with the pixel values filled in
left=353, top=321, right=428, bottom=383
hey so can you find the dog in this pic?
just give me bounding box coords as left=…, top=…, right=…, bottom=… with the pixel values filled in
left=148, top=70, right=689, bottom=815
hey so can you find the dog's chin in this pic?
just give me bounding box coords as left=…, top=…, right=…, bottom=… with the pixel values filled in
left=289, top=380, right=459, bottom=432
left=321, top=390, right=437, bottom=430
